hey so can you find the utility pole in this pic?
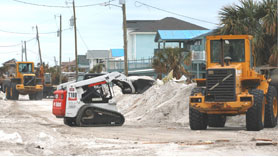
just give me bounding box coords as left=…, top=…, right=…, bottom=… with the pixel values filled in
left=21, top=41, right=23, bottom=61
left=24, top=41, right=27, bottom=61
left=59, top=15, right=62, bottom=84
left=54, top=56, right=57, bottom=67
left=122, top=2, right=128, bottom=76
left=36, top=25, right=43, bottom=66
left=73, top=0, right=78, bottom=81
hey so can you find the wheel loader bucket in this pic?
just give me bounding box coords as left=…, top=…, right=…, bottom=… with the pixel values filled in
left=131, top=79, right=154, bottom=94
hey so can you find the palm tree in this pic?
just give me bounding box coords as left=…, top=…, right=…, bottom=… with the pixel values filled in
left=90, top=64, right=105, bottom=73
left=217, top=0, right=277, bottom=66
left=152, top=48, right=191, bottom=79
left=261, top=0, right=278, bottom=66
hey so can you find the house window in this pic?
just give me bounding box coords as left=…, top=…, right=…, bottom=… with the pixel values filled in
left=96, top=59, right=104, bottom=64
left=194, top=40, right=201, bottom=45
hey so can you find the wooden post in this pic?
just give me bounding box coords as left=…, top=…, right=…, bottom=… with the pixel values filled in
left=59, top=15, right=62, bottom=84
left=73, top=0, right=78, bottom=81
left=21, top=41, right=23, bottom=61
left=24, top=41, right=27, bottom=61
left=36, top=25, right=42, bottom=65
left=122, top=3, right=128, bottom=76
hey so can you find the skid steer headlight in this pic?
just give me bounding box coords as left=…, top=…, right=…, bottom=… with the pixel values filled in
left=191, top=98, right=202, bottom=103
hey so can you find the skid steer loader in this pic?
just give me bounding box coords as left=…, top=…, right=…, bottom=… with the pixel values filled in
left=189, top=35, right=278, bottom=131
left=52, top=72, right=154, bottom=126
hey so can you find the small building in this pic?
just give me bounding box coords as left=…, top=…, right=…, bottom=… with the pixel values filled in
left=61, top=60, right=75, bottom=72
left=189, top=31, right=214, bottom=78
left=154, top=30, right=212, bottom=79
left=77, top=55, right=90, bottom=72
left=154, top=30, right=211, bottom=50
left=127, top=17, right=208, bottom=60
left=111, top=49, right=124, bottom=59
left=86, top=50, right=111, bottom=71
left=2, top=58, right=17, bottom=77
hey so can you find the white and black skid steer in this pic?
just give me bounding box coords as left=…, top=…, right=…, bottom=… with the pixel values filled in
left=52, top=72, right=154, bottom=127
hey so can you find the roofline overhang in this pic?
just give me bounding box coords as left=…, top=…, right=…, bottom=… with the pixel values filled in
left=129, top=32, right=157, bottom=35
left=156, top=39, right=190, bottom=43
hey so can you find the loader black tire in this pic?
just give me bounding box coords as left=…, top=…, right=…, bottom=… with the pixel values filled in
left=189, top=88, right=208, bottom=130
left=5, top=86, right=11, bottom=100
left=64, top=117, right=77, bottom=126
left=208, top=115, right=226, bottom=127
left=246, top=89, right=264, bottom=131
left=29, top=93, right=36, bottom=100
left=10, top=83, right=19, bottom=100
left=36, top=91, right=43, bottom=100
left=264, top=86, right=278, bottom=128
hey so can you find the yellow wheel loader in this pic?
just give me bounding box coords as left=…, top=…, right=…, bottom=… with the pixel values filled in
left=2, top=62, right=43, bottom=100
left=189, top=35, right=278, bottom=131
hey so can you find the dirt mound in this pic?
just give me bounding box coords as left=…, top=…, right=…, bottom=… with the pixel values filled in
left=114, top=81, right=196, bottom=126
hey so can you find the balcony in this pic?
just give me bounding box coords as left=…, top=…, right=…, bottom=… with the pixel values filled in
left=106, top=58, right=153, bottom=72
left=192, top=50, right=206, bottom=61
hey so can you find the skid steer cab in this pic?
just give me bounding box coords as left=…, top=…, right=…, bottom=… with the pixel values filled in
left=52, top=72, right=154, bottom=127
left=189, top=35, right=278, bottom=131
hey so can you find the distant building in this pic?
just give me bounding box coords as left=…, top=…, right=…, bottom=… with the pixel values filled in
left=188, top=31, right=214, bottom=78
left=77, top=55, right=90, bottom=72
left=2, top=58, right=17, bottom=77
left=154, top=29, right=213, bottom=79
left=127, top=17, right=208, bottom=60
left=3, top=58, right=17, bottom=66
left=86, top=50, right=111, bottom=71
left=61, top=60, right=75, bottom=72
left=111, top=49, right=124, bottom=60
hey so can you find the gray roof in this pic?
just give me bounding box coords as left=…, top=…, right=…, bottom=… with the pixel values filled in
left=86, top=50, right=111, bottom=59
left=127, top=17, right=208, bottom=33
left=78, top=55, right=89, bottom=65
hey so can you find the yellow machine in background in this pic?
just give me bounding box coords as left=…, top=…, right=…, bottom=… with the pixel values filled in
left=2, top=61, right=43, bottom=100
left=189, top=35, right=278, bottom=131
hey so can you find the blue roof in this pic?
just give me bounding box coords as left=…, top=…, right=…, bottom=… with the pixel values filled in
left=156, top=30, right=211, bottom=41
left=111, top=49, right=124, bottom=57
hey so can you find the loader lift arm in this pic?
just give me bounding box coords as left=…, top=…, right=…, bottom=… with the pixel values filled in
left=71, top=72, right=136, bottom=94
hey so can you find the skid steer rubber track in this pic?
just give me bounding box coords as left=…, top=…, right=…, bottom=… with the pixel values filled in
left=76, top=106, right=125, bottom=127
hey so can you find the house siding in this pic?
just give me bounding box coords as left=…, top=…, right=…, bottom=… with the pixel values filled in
left=127, top=32, right=136, bottom=60
left=135, top=34, right=157, bottom=59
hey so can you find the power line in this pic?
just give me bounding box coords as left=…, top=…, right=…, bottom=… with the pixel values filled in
left=134, top=1, right=218, bottom=25
left=0, top=37, right=36, bottom=47
left=0, top=28, right=71, bottom=35
left=12, top=0, right=115, bottom=8
left=0, top=50, right=20, bottom=54
left=0, top=43, right=22, bottom=47
left=0, top=28, right=34, bottom=35
left=77, top=29, right=89, bottom=50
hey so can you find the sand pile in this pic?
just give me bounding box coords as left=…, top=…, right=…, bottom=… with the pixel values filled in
left=114, top=81, right=196, bottom=126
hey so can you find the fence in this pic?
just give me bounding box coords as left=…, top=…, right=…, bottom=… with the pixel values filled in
left=106, top=58, right=153, bottom=72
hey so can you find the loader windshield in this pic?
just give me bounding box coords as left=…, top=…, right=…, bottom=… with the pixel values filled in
left=210, top=39, right=245, bottom=63
left=18, top=63, right=33, bottom=73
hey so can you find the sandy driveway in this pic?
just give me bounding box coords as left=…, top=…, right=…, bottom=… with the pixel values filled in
left=0, top=95, right=277, bottom=156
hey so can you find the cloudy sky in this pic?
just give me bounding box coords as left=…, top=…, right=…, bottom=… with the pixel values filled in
left=0, top=0, right=242, bottom=66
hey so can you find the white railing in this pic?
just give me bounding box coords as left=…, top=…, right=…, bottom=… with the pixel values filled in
left=192, top=50, right=206, bottom=61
